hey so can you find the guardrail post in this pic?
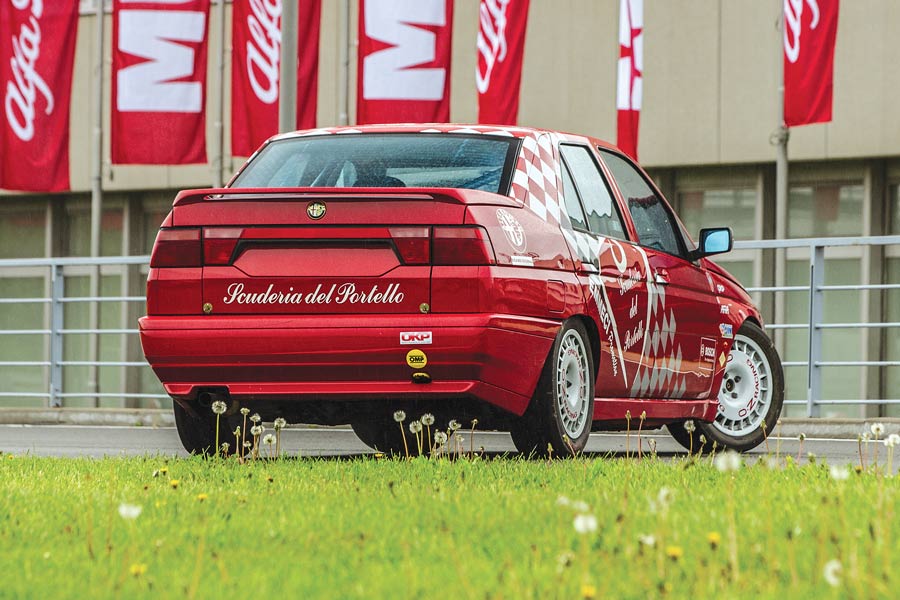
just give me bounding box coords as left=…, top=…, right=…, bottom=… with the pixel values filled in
left=806, top=244, right=824, bottom=417
left=49, top=263, right=64, bottom=408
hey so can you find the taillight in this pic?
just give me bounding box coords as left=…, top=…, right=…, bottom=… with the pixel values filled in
left=432, top=226, right=496, bottom=265
left=203, top=228, right=244, bottom=265
left=389, top=227, right=430, bottom=264
left=149, top=228, right=201, bottom=267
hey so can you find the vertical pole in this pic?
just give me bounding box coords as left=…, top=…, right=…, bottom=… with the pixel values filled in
left=213, top=0, right=227, bottom=187
left=49, top=264, right=64, bottom=408
left=279, top=0, right=299, bottom=132
left=773, top=3, right=790, bottom=378
left=338, top=0, right=351, bottom=126
left=807, top=244, right=824, bottom=417
left=89, top=0, right=106, bottom=408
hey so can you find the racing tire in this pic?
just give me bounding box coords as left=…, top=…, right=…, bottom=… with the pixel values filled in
left=668, top=321, right=784, bottom=454
left=512, top=319, right=595, bottom=457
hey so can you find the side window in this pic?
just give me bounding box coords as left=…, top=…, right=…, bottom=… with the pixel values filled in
left=599, top=149, right=683, bottom=256
left=558, top=145, right=628, bottom=240
left=560, top=160, right=588, bottom=230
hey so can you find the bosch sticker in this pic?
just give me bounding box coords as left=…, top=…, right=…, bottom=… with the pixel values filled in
left=406, top=349, right=427, bottom=369
left=699, top=337, right=716, bottom=372
left=719, top=323, right=733, bottom=339
left=400, top=332, right=432, bottom=345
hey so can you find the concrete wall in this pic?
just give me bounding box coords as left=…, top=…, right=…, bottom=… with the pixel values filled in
left=57, top=0, right=900, bottom=195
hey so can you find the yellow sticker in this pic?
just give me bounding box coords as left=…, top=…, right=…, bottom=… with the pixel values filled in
left=406, top=349, right=427, bottom=369
left=719, top=352, right=727, bottom=367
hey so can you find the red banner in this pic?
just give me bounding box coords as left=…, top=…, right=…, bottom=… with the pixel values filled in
left=476, top=0, right=529, bottom=126
left=0, top=0, right=78, bottom=192
left=112, top=0, right=210, bottom=164
left=616, top=0, right=642, bottom=161
left=357, top=0, right=453, bottom=124
left=231, top=0, right=321, bottom=157
left=783, top=0, right=839, bottom=127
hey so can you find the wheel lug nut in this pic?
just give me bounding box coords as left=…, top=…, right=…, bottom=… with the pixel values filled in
left=735, top=376, right=741, bottom=383
left=731, top=392, right=738, bottom=399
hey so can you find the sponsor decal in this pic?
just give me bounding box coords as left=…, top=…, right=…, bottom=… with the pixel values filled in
left=719, top=323, right=733, bottom=339
left=699, top=337, right=716, bottom=372
left=406, top=349, right=427, bottom=369
left=623, top=320, right=644, bottom=352
left=306, top=201, right=326, bottom=220
left=716, top=284, right=726, bottom=294
left=719, top=352, right=727, bottom=367
left=222, top=282, right=405, bottom=306
left=400, top=331, right=432, bottom=345
left=510, top=254, right=533, bottom=267
left=496, top=208, right=526, bottom=252
left=720, top=304, right=730, bottom=315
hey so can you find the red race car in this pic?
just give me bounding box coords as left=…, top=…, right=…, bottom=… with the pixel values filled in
left=140, top=125, right=784, bottom=456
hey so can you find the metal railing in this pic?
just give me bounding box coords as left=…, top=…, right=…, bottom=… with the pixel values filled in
left=1, top=236, right=899, bottom=415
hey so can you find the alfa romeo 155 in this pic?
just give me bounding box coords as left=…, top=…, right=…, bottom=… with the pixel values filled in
left=139, top=125, right=783, bottom=456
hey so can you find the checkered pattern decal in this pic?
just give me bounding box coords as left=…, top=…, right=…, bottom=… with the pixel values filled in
left=630, top=280, right=687, bottom=399
left=510, top=133, right=562, bottom=224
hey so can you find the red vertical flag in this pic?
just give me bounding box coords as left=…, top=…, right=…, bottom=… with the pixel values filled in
left=111, top=0, right=211, bottom=165
left=783, top=0, right=839, bottom=127
left=616, top=0, right=642, bottom=161
left=0, top=0, right=78, bottom=192
left=476, top=0, right=530, bottom=125
left=232, top=0, right=321, bottom=157
left=357, top=0, right=453, bottom=124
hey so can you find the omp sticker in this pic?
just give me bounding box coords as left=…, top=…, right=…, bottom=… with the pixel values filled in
left=406, top=349, right=427, bottom=369
left=699, top=337, right=716, bottom=372
left=719, top=323, right=734, bottom=339
left=400, top=332, right=432, bottom=345
left=497, top=208, right=527, bottom=252
left=510, top=255, right=534, bottom=267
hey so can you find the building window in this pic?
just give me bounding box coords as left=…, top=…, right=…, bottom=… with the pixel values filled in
left=787, top=183, right=864, bottom=238
left=678, top=188, right=757, bottom=241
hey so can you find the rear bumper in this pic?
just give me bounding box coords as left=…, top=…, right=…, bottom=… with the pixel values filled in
left=139, top=313, right=559, bottom=416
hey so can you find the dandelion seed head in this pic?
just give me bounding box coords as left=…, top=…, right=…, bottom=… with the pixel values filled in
left=117, top=503, right=142, bottom=520
left=871, top=423, right=885, bottom=437
left=885, top=433, right=900, bottom=448
left=638, top=534, right=656, bottom=547
left=243, top=441, right=252, bottom=448
left=409, top=420, right=423, bottom=434
left=421, top=413, right=435, bottom=426
left=829, top=465, right=850, bottom=481
left=683, top=420, right=696, bottom=433
left=273, top=417, right=287, bottom=430
left=715, top=450, right=742, bottom=472
left=240, top=407, right=250, bottom=416
left=233, top=426, right=241, bottom=437
left=220, top=442, right=229, bottom=453
left=657, top=487, right=674, bottom=508
left=862, top=432, right=871, bottom=442
left=250, top=413, right=262, bottom=424
left=262, top=434, right=276, bottom=446
left=699, top=434, right=707, bottom=445
left=250, top=425, right=263, bottom=436
left=555, top=551, right=574, bottom=574
left=392, top=410, right=406, bottom=423
left=573, top=513, right=598, bottom=535
left=823, top=558, right=842, bottom=587
left=572, top=500, right=590, bottom=513
left=211, top=400, right=227, bottom=415
left=434, top=431, right=448, bottom=445
left=448, top=419, right=461, bottom=431
left=556, top=495, right=571, bottom=507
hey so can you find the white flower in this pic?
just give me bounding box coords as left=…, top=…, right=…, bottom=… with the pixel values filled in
left=885, top=433, right=900, bottom=448
left=250, top=413, right=262, bottom=424
left=240, top=407, right=250, bottom=416
left=448, top=419, right=461, bottom=431
left=657, top=487, right=673, bottom=508
left=243, top=441, right=252, bottom=448
left=273, top=418, right=287, bottom=430
left=211, top=400, right=227, bottom=415
left=118, top=503, right=142, bottom=520
left=393, top=410, right=406, bottom=423
left=572, top=500, right=590, bottom=513
left=870, top=423, right=885, bottom=438
left=823, top=558, right=842, bottom=587
left=829, top=465, right=850, bottom=481
left=262, top=434, right=276, bottom=446
left=421, top=413, right=435, bottom=427
left=250, top=425, right=263, bottom=436
left=638, top=534, right=656, bottom=547
left=409, top=420, right=422, bottom=434
left=434, top=431, right=448, bottom=446
left=573, top=513, right=598, bottom=535
left=715, top=451, right=742, bottom=472
left=683, top=420, right=696, bottom=433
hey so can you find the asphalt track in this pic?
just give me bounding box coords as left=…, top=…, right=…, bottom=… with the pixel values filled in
left=0, top=425, right=869, bottom=468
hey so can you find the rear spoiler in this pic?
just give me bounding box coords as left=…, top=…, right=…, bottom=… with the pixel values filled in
left=172, top=187, right=521, bottom=208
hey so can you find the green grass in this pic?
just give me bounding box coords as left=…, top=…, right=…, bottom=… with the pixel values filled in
left=1, top=449, right=898, bottom=599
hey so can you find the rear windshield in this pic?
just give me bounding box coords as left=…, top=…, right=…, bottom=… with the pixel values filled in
left=230, top=134, right=520, bottom=194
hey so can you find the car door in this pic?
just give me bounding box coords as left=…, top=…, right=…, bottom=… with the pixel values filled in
left=597, top=148, right=722, bottom=400
left=557, top=144, right=651, bottom=398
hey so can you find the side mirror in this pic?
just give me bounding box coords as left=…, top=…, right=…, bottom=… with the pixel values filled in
left=688, top=227, right=733, bottom=261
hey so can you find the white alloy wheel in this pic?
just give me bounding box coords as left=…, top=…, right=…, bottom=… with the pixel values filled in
left=555, top=329, right=591, bottom=439
left=712, top=333, right=772, bottom=437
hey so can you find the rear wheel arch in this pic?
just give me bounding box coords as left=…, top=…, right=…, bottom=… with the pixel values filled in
left=567, top=314, right=601, bottom=382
